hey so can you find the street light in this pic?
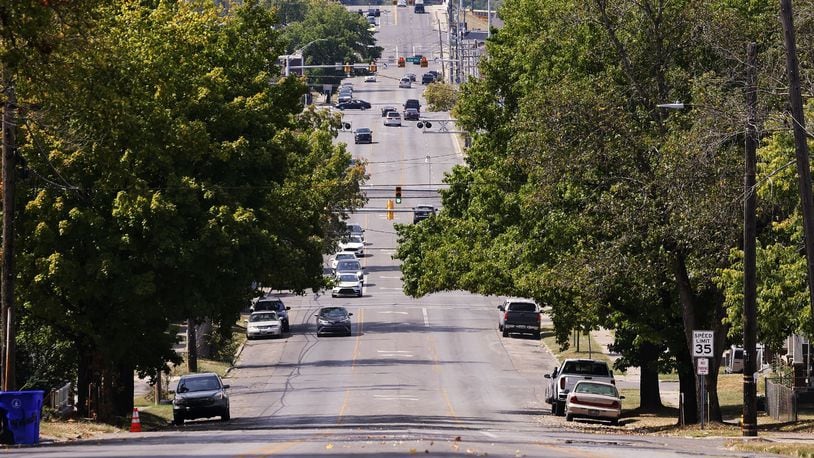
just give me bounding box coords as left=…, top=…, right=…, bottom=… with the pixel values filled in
left=657, top=44, right=759, bottom=437
left=285, top=38, right=333, bottom=77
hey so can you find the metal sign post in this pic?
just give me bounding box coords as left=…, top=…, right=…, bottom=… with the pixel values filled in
left=693, top=331, right=714, bottom=429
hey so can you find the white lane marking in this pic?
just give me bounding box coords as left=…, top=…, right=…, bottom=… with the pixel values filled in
left=378, top=311, right=408, bottom=315
left=481, top=431, right=498, bottom=439
left=422, top=307, right=429, bottom=327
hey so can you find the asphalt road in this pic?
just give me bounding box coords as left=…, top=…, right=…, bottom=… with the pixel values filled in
left=15, top=4, right=779, bottom=457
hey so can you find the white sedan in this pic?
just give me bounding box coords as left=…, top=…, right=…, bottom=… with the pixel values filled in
left=364, top=75, right=377, bottom=82
left=331, top=251, right=359, bottom=270
left=246, top=311, right=283, bottom=339
left=565, top=380, right=623, bottom=425
left=331, top=273, right=363, bottom=297
left=339, top=234, right=365, bottom=257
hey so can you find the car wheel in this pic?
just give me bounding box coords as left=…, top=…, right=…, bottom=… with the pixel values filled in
left=221, top=409, right=230, bottom=421
left=533, top=331, right=541, bottom=340
left=555, top=402, right=565, bottom=417
left=550, top=402, right=556, bottom=415
left=332, top=293, right=337, bottom=298
left=502, top=329, right=509, bottom=337
left=566, top=413, right=573, bottom=422
left=173, top=414, right=185, bottom=426
left=610, top=418, right=619, bottom=426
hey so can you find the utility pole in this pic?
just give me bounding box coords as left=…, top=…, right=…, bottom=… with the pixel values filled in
left=1, top=73, right=17, bottom=391
left=742, top=41, right=758, bottom=437
left=437, top=15, right=446, bottom=81
left=780, top=0, right=814, bottom=357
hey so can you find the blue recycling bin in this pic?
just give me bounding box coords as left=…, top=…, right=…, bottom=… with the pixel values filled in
left=0, top=390, right=44, bottom=445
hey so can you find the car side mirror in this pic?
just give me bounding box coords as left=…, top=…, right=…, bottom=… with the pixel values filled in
left=222, top=384, right=230, bottom=389
left=497, top=305, right=505, bottom=311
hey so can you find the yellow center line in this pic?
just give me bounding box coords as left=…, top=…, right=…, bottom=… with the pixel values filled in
left=336, top=308, right=365, bottom=423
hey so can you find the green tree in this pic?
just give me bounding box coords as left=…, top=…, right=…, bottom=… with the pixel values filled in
left=424, top=82, right=457, bottom=112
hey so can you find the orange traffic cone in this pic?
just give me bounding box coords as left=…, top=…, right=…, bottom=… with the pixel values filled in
left=130, top=407, right=142, bottom=433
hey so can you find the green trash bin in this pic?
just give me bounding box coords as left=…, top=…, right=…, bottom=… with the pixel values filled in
left=0, top=390, right=45, bottom=445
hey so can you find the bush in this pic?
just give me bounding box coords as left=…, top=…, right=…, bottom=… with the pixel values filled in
left=424, top=82, right=457, bottom=112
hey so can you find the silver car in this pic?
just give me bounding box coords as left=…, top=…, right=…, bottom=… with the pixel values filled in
left=246, top=311, right=283, bottom=339
left=335, top=259, right=365, bottom=284
left=399, top=77, right=411, bottom=88
left=384, top=111, right=402, bottom=127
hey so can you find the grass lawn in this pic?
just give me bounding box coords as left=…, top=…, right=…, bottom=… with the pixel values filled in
left=541, top=326, right=613, bottom=366
left=727, top=441, right=814, bottom=457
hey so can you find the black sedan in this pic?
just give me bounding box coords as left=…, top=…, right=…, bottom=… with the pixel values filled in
left=403, top=108, right=420, bottom=121
left=315, top=306, right=353, bottom=336
left=354, top=128, right=373, bottom=144
left=172, top=372, right=230, bottom=425
left=335, top=99, right=371, bottom=110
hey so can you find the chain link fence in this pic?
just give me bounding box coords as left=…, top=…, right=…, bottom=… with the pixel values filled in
left=765, top=377, right=797, bottom=422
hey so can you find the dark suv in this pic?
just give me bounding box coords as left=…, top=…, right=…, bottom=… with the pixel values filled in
left=412, top=205, right=436, bottom=223
left=421, top=73, right=435, bottom=84
left=251, top=296, right=291, bottom=332
left=403, top=99, right=421, bottom=113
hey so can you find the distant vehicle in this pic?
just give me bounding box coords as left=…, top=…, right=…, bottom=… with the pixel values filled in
left=497, top=298, right=541, bottom=338
left=565, top=381, right=624, bottom=425
left=335, top=259, right=365, bottom=283
left=250, top=295, right=290, bottom=332
left=405, top=73, right=416, bottom=82
left=339, top=234, right=365, bottom=257
left=412, top=204, right=436, bottom=224
left=403, top=108, right=420, bottom=121
left=367, top=15, right=376, bottom=25
left=399, top=77, right=412, bottom=88
left=331, top=251, right=359, bottom=270
left=332, top=273, right=363, bottom=298
left=545, top=359, right=615, bottom=416
left=364, top=75, right=377, bottom=82
left=246, top=311, right=283, bottom=340
left=381, top=106, right=398, bottom=117
left=368, top=8, right=381, bottom=16
left=336, top=99, right=371, bottom=110
left=345, top=223, right=365, bottom=241
left=403, top=98, right=421, bottom=113
left=172, top=373, right=230, bottom=425
left=337, top=93, right=352, bottom=103
left=397, top=0, right=407, bottom=7
left=414, top=4, right=425, bottom=13
left=315, top=306, right=353, bottom=336
left=421, top=72, right=435, bottom=84
left=384, top=111, right=402, bottom=127
left=353, top=128, right=373, bottom=144
left=428, top=70, right=441, bottom=80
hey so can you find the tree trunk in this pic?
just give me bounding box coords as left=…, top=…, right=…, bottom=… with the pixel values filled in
left=187, top=318, right=198, bottom=373
left=113, top=362, right=134, bottom=417
left=677, top=356, right=698, bottom=424
left=639, top=341, right=663, bottom=411
left=672, top=252, right=699, bottom=424
left=76, top=345, right=91, bottom=418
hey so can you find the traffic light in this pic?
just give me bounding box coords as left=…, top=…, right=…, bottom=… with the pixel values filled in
left=343, top=62, right=352, bottom=74
left=395, top=186, right=402, bottom=204
left=420, top=57, right=428, bottom=68
left=369, top=61, right=377, bottom=73
left=398, top=57, right=405, bottom=68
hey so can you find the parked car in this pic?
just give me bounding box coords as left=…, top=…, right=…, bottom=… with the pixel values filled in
left=332, top=273, right=363, bottom=297
left=381, top=106, right=398, bottom=117
left=250, top=295, right=291, bottom=332
left=399, top=77, right=412, bottom=88
left=412, top=204, right=435, bottom=223
left=339, top=234, right=365, bottom=257
left=421, top=72, right=435, bottom=84
left=331, top=251, right=359, bottom=270
left=315, top=306, right=353, bottom=336
left=404, top=98, right=421, bottom=113
left=405, top=73, right=416, bottom=82
left=384, top=111, right=402, bottom=127
left=497, top=298, right=541, bottom=338
left=565, top=380, right=624, bottom=425
left=354, top=128, right=373, bottom=144
left=545, top=359, right=615, bottom=416
left=364, top=75, right=377, bottom=83
left=245, top=311, right=283, bottom=340
left=336, top=99, right=371, bottom=110
left=335, top=259, right=365, bottom=283
left=172, top=373, right=230, bottom=425
left=403, top=108, right=420, bottom=121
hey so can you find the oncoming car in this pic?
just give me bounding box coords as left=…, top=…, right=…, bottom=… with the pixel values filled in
left=332, top=273, right=363, bottom=297
left=565, top=380, right=624, bottom=425
left=172, top=373, right=230, bottom=425
left=315, top=306, right=354, bottom=336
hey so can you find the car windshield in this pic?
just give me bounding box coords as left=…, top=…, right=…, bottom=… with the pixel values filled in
left=348, top=235, right=363, bottom=243
left=320, top=307, right=348, bottom=319
left=356, top=129, right=371, bottom=134
left=254, top=299, right=283, bottom=311
left=562, top=361, right=611, bottom=376
left=338, top=274, right=358, bottom=282
left=348, top=224, right=363, bottom=233
left=337, top=261, right=361, bottom=270
left=336, top=253, right=355, bottom=260
left=574, top=382, right=618, bottom=397
left=178, top=376, right=220, bottom=393
left=507, top=302, right=536, bottom=312
left=250, top=312, right=278, bottom=322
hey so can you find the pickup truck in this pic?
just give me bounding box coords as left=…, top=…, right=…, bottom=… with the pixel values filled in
left=544, top=359, right=615, bottom=416
left=497, top=299, right=541, bottom=338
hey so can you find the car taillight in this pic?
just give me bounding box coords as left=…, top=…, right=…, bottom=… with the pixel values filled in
left=504, top=312, right=509, bottom=321
left=536, top=313, right=541, bottom=323
left=570, top=395, right=580, bottom=404
left=560, top=376, right=566, bottom=390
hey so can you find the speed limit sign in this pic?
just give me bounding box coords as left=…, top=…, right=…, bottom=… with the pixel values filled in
left=692, top=330, right=714, bottom=357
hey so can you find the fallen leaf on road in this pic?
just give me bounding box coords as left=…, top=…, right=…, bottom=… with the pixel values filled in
left=326, top=443, right=333, bottom=450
